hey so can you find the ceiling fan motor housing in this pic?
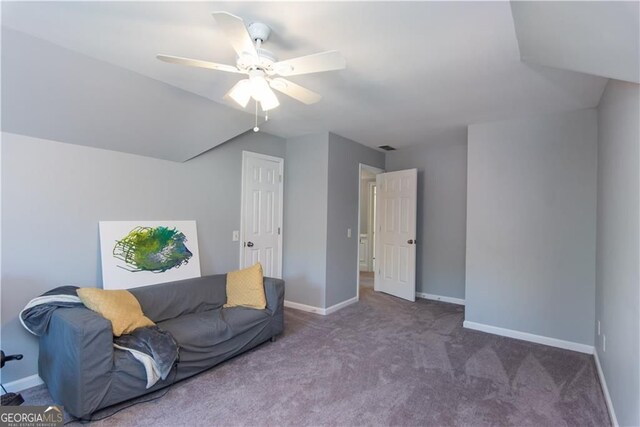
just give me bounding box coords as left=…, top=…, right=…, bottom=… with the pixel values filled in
left=237, top=48, right=277, bottom=73
left=248, top=22, right=271, bottom=43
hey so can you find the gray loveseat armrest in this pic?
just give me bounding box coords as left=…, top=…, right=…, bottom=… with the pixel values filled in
left=38, top=306, right=113, bottom=418
left=263, top=277, right=284, bottom=314
left=263, top=277, right=285, bottom=337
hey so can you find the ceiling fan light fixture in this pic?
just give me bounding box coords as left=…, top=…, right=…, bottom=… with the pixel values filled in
left=248, top=71, right=271, bottom=99
left=248, top=70, right=280, bottom=111
left=260, top=89, right=280, bottom=111
left=274, top=63, right=294, bottom=75
left=228, top=79, right=252, bottom=108
left=269, top=78, right=288, bottom=91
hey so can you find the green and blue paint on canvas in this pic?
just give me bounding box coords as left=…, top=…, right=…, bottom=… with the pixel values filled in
left=113, top=226, right=193, bottom=273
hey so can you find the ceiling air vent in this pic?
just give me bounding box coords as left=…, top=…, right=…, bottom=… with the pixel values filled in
left=378, top=145, right=396, bottom=151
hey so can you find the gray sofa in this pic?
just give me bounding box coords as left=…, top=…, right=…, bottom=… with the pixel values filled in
left=38, top=274, right=284, bottom=418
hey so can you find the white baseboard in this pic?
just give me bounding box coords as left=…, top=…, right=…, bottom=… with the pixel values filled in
left=416, top=292, right=465, bottom=306
left=284, top=300, right=325, bottom=314
left=285, top=296, right=359, bottom=316
left=463, top=320, right=594, bottom=354
left=2, top=374, right=43, bottom=392
left=324, top=296, right=358, bottom=315
left=594, top=350, right=619, bottom=427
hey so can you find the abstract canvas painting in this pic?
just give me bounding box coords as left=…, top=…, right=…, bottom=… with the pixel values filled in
left=99, top=220, right=201, bottom=289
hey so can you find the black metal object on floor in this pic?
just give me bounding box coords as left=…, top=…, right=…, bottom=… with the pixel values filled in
left=1, top=392, right=24, bottom=406
left=1, top=350, right=24, bottom=406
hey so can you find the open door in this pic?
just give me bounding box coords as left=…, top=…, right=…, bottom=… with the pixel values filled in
left=374, top=169, right=417, bottom=301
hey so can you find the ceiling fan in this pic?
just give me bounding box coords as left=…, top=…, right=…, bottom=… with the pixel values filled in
left=157, top=12, right=346, bottom=113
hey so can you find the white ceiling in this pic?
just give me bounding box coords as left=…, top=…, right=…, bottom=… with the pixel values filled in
left=2, top=1, right=612, bottom=151
left=511, top=1, right=640, bottom=84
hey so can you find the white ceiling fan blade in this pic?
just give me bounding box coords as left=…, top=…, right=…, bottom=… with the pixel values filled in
left=269, top=78, right=322, bottom=105
left=225, top=79, right=252, bottom=108
left=273, top=50, right=346, bottom=77
left=157, top=54, right=242, bottom=74
left=212, top=11, right=258, bottom=59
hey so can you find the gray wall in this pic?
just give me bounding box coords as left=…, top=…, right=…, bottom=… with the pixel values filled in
left=1, top=27, right=252, bottom=162
left=282, top=132, right=383, bottom=309
left=385, top=129, right=468, bottom=300
left=0, top=130, right=286, bottom=383
left=282, top=133, right=329, bottom=308
left=325, top=133, right=384, bottom=307
left=466, top=109, right=597, bottom=345
left=595, top=80, right=640, bottom=426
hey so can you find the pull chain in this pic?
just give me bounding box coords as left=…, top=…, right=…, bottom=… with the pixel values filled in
left=253, top=100, right=259, bottom=132
left=254, top=37, right=262, bottom=132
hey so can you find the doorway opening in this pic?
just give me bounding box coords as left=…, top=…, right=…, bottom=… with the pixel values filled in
left=357, top=163, right=384, bottom=299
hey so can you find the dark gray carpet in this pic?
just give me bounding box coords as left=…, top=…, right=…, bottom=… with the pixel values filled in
left=22, top=287, right=610, bottom=426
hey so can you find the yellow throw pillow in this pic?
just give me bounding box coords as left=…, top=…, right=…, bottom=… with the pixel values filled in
left=76, top=288, right=155, bottom=337
left=224, top=263, right=267, bottom=309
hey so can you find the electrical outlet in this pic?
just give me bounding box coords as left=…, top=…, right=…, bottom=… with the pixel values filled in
left=232, top=230, right=239, bottom=242
left=347, top=228, right=352, bottom=238
left=597, top=320, right=601, bottom=336
left=602, top=334, right=606, bottom=352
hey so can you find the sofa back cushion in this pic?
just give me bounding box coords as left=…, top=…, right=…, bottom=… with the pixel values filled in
left=129, top=274, right=226, bottom=323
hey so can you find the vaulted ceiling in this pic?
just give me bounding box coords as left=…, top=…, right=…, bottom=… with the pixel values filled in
left=2, top=1, right=635, bottom=160
left=511, top=1, right=639, bottom=85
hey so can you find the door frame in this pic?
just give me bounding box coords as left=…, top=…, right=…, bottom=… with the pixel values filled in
left=239, top=150, right=284, bottom=278
left=367, top=180, right=377, bottom=271
left=356, top=163, right=385, bottom=299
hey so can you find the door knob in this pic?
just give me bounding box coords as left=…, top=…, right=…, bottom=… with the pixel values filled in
left=407, top=239, right=413, bottom=244
left=246, top=241, right=254, bottom=247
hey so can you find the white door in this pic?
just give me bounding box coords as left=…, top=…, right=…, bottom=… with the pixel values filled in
left=240, top=151, right=283, bottom=278
left=374, top=169, right=417, bottom=301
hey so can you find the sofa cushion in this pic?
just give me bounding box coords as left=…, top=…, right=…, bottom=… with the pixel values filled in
left=222, top=307, right=270, bottom=335
left=224, top=263, right=266, bottom=309
left=130, top=275, right=227, bottom=323
left=157, top=307, right=270, bottom=348
left=158, top=310, right=231, bottom=349
left=76, top=288, right=155, bottom=337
